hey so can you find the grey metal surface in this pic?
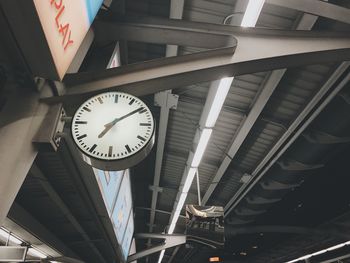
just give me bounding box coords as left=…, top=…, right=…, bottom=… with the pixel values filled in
left=249, top=210, right=350, bottom=263
left=4, top=1, right=350, bottom=263
left=42, top=17, right=350, bottom=102
left=0, top=247, right=27, bottom=261
left=201, top=69, right=286, bottom=205
left=224, top=62, right=350, bottom=215
left=0, top=88, right=49, bottom=225
left=148, top=0, right=184, bottom=248
left=200, top=4, right=320, bottom=207
left=128, top=234, right=186, bottom=262
left=266, top=0, right=350, bottom=24
left=143, top=2, right=350, bottom=263
left=29, top=164, right=107, bottom=263
left=13, top=141, right=120, bottom=262
left=7, top=203, right=78, bottom=259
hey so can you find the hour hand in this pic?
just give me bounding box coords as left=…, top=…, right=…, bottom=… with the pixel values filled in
left=98, top=123, right=114, bottom=138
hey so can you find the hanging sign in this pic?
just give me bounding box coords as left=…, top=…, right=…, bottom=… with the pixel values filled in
left=0, top=0, right=103, bottom=80
left=33, top=0, right=104, bottom=79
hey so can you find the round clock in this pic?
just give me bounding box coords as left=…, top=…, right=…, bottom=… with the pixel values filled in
left=71, top=92, right=155, bottom=170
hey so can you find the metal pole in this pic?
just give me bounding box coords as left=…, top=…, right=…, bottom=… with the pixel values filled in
left=196, top=169, right=202, bottom=206
left=5, top=232, right=10, bottom=246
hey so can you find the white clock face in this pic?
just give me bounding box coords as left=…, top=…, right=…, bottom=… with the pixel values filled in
left=72, top=92, right=155, bottom=161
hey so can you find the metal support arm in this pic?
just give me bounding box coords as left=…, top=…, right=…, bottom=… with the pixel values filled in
left=127, top=233, right=186, bottom=262
left=41, top=16, right=350, bottom=102
left=42, top=257, right=84, bottom=263
left=266, top=0, right=350, bottom=25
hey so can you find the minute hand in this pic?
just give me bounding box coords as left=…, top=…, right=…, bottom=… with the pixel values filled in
left=111, top=107, right=144, bottom=125
left=98, top=107, right=144, bottom=139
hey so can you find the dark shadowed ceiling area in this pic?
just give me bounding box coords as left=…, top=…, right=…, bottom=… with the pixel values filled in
left=1, top=0, right=350, bottom=263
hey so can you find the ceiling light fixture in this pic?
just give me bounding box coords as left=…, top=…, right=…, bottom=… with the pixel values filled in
left=205, top=77, right=234, bottom=127
left=182, top=167, right=197, bottom=193
left=285, top=240, right=350, bottom=263
left=241, top=0, right=265, bottom=27
left=28, top=247, right=47, bottom=259
left=157, top=1, right=265, bottom=262
left=0, top=228, right=22, bottom=245
left=157, top=250, right=165, bottom=263
left=191, top=129, right=213, bottom=167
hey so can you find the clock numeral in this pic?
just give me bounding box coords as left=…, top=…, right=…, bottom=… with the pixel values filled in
left=77, top=134, right=87, bottom=140
left=108, top=146, right=113, bottom=157
left=76, top=121, right=87, bottom=124
left=137, top=135, right=146, bottom=142
left=125, top=144, right=131, bottom=153
left=129, top=98, right=135, bottom=105
left=139, top=107, right=147, bottom=114
left=89, top=144, right=97, bottom=153
left=140, top=123, right=151, bottom=126
left=98, top=97, right=103, bottom=104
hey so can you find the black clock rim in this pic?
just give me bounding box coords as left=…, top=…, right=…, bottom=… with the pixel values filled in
left=71, top=92, right=155, bottom=163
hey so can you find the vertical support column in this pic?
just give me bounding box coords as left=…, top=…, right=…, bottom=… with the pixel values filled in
left=196, top=169, right=201, bottom=206
left=150, top=91, right=178, bottom=233
left=0, top=86, right=49, bottom=225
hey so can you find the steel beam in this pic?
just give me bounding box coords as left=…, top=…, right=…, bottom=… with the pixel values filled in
left=168, top=246, right=180, bottom=263
left=44, top=256, right=84, bottom=263
left=149, top=92, right=178, bottom=236
left=278, top=159, right=324, bottom=171
left=225, top=62, right=350, bottom=216
left=201, top=69, right=285, bottom=204
left=136, top=207, right=186, bottom=219
left=0, top=89, right=49, bottom=225
left=166, top=76, right=231, bottom=237
left=61, top=137, right=121, bottom=262
left=0, top=247, right=27, bottom=262
left=30, top=164, right=107, bottom=263
left=7, top=203, right=78, bottom=259
left=303, top=130, right=350, bottom=144
left=149, top=0, right=184, bottom=234
left=201, top=12, right=321, bottom=205
left=94, top=17, right=236, bottom=50
left=319, top=253, right=350, bottom=263
left=166, top=11, right=323, bottom=263
left=66, top=28, right=94, bottom=74
left=127, top=234, right=186, bottom=262
left=225, top=225, right=350, bottom=239
left=152, top=4, right=185, bottom=262
left=166, top=0, right=185, bottom=57
left=227, top=0, right=248, bottom=26
left=266, top=0, right=350, bottom=25
left=41, top=17, right=350, bottom=102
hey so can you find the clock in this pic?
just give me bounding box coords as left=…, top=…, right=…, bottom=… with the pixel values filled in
left=71, top=92, right=155, bottom=170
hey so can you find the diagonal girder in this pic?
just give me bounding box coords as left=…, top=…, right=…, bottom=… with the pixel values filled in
left=266, top=0, right=350, bottom=25
left=41, top=16, right=350, bottom=103
left=127, top=233, right=186, bottom=262
left=225, top=62, right=350, bottom=216
left=30, top=164, right=107, bottom=263
left=201, top=11, right=323, bottom=212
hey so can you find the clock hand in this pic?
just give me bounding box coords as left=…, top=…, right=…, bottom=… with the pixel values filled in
left=110, top=107, right=144, bottom=125
left=98, top=107, right=144, bottom=138
left=98, top=123, right=114, bottom=138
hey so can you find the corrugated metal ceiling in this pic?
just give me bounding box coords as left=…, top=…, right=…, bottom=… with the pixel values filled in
left=128, top=1, right=350, bottom=262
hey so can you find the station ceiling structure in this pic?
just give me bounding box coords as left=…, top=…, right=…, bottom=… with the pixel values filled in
left=1, top=0, right=350, bottom=263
